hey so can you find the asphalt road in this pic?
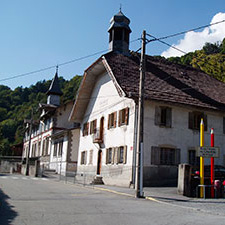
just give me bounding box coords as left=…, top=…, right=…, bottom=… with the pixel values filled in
left=0, top=174, right=225, bottom=225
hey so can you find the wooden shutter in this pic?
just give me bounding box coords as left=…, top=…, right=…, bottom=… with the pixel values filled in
left=166, top=108, right=172, bottom=128
left=118, top=110, right=122, bottom=126
left=114, top=147, right=118, bottom=164
left=123, top=146, right=127, bottom=164
left=108, top=114, right=110, bottom=129
left=106, top=149, right=109, bottom=164
left=112, top=148, right=115, bottom=164
left=87, top=122, right=89, bottom=135
left=155, top=106, right=161, bottom=126
left=188, top=112, right=194, bottom=129
left=125, top=108, right=129, bottom=125
left=175, top=148, right=181, bottom=165
left=203, top=114, right=207, bottom=131
left=94, top=120, right=97, bottom=134
left=113, top=112, right=117, bottom=128
left=151, top=146, right=160, bottom=165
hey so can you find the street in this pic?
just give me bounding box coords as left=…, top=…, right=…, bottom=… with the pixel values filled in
left=0, top=174, right=225, bottom=225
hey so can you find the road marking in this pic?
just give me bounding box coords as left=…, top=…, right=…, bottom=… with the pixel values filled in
left=22, top=177, right=28, bottom=180
left=0, top=176, right=7, bottom=179
left=92, top=186, right=134, bottom=198
left=12, top=177, right=19, bottom=179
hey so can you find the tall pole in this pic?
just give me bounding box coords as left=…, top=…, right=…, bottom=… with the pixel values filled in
left=25, top=108, right=33, bottom=176
left=200, top=118, right=204, bottom=198
left=211, top=128, right=215, bottom=198
left=135, top=30, right=146, bottom=198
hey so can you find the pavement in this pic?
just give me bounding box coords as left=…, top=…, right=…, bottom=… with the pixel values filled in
left=8, top=173, right=225, bottom=216
left=54, top=174, right=225, bottom=216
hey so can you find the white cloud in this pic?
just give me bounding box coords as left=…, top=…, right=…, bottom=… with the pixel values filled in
left=161, top=12, right=225, bottom=58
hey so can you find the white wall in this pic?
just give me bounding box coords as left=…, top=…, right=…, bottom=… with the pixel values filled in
left=144, top=101, right=225, bottom=166
left=77, top=72, right=136, bottom=186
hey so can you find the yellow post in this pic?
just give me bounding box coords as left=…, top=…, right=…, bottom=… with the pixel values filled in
left=200, top=118, right=204, bottom=198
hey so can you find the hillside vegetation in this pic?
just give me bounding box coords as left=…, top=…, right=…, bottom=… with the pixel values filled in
left=168, top=38, right=225, bottom=82
left=0, top=75, right=82, bottom=156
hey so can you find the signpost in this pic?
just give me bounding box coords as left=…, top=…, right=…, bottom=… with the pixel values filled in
left=196, top=146, right=220, bottom=158
left=200, top=119, right=204, bottom=198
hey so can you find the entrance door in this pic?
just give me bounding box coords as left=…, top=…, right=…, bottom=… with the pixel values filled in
left=97, top=150, right=102, bottom=175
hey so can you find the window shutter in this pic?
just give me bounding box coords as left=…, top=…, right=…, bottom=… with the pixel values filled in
left=166, top=108, right=172, bottom=128
left=154, top=106, right=161, bottom=126
left=119, top=110, right=122, bottom=126
left=108, top=114, right=110, bottom=129
left=203, top=114, right=207, bottom=131
left=106, top=149, right=109, bottom=164
left=175, top=148, right=181, bottom=165
left=223, top=117, right=225, bottom=134
left=123, top=146, right=127, bottom=164
left=113, top=112, right=117, bottom=128
left=151, top=146, right=160, bottom=165
left=125, top=108, right=129, bottom=125
left=188, top=112, right=194, bottom=129
left=112, top=148, right=115, bottom=164
left=94, top=120, right=97, bottom=133
left=87, top=122, right=89, bottom=135
left=114, top=147, right=118, bottom=164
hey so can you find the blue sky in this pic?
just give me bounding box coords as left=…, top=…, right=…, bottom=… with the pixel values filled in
left=1, top=0, right=225, bottom=90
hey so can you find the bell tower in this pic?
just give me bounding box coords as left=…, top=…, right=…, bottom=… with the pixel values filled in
left=108, top=10, right=132, bottom=55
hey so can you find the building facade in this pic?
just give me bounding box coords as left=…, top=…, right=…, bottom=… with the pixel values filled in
left=69, top=10, right=225, bottom=187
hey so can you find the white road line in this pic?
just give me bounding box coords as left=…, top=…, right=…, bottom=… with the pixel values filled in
left=12, top=177, right=19, bottom=179
left=22, top=177, right=28, bottom=180
left=0, top=176, right=7, bottom=179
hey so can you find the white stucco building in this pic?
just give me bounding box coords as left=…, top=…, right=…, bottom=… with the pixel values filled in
left=69, top=10, right=225, bottom=187
left=22, top=71, right=80, bottom=176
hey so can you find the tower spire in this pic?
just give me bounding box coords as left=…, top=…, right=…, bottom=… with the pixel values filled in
left=46, top=68, right=63, bottom=106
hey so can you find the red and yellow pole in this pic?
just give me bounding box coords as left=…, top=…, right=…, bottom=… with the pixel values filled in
left=211, top=128, right=214, bottom=198
left=200, top=118, right=204, bottom=198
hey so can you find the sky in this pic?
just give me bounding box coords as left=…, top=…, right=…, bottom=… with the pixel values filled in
left=1, top=0, right=225, bottom=90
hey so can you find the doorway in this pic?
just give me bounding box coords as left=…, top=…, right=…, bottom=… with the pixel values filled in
left=97, top=150, right=102, bottom=175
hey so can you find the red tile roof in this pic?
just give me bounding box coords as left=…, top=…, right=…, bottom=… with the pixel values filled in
left=104, top=52, right=225, bottom=111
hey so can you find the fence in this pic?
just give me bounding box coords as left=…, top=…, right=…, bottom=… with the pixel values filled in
left=0, top=156, right=22, bottom=173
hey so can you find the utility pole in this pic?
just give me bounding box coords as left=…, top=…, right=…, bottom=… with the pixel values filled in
left=25, top=108, right=33, bottom=176
left=135, top=30, right=146, bottom=198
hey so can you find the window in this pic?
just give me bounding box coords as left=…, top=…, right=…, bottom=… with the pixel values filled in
left=118, top=107, right=129, bottom=126
left=90, top=119, right=97, bottom=134
left=188, top=149, right=199, bottom=167
left=155, top=106, right=172, bottom=127
left=42, top=139, right=46, bottom=156
left=106, top=148, right=113, bottom=164
left=108, top=112, right=117, bottom=129
left=89, top=150, right=93, bottom=165
left=81, top=151, right=87, bottom=165
left=53, top=142, right=58, bottom=156
left=151, top=146, right=180, bottom=165
left=83, top=122, right=89, bottom=136
left=118, top=146, right=127, bottom=164
left=58, top=140, right=63, bottom=156
left=38, top=141, right=41, bottom=156
left=189, top=111, right=207, bottom=131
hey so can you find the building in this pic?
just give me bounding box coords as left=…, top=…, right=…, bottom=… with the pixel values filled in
left=22, top=71, right=80, bottom=176
left=69, top=10, right=225, bottom=187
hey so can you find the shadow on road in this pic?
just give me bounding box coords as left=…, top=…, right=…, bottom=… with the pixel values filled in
left=0, top=188, right=18, bottom=225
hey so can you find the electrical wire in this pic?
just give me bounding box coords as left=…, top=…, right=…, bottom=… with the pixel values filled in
left=0, top=38, right=140, bottom=83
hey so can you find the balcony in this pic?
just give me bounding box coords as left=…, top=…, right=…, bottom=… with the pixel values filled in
left=92, top=128, right=103, bottom=144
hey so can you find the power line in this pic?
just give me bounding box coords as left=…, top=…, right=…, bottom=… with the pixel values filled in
left=147, top=19, right=225, bottom=43
left=0, top=49, right=108, bottom=83
left=0, top=38, right=140, bottom=83
left=146, top=33, right=224, bottom=78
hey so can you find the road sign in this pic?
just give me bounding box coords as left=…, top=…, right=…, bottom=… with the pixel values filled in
left=196, top=146, right=220, bottom=158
